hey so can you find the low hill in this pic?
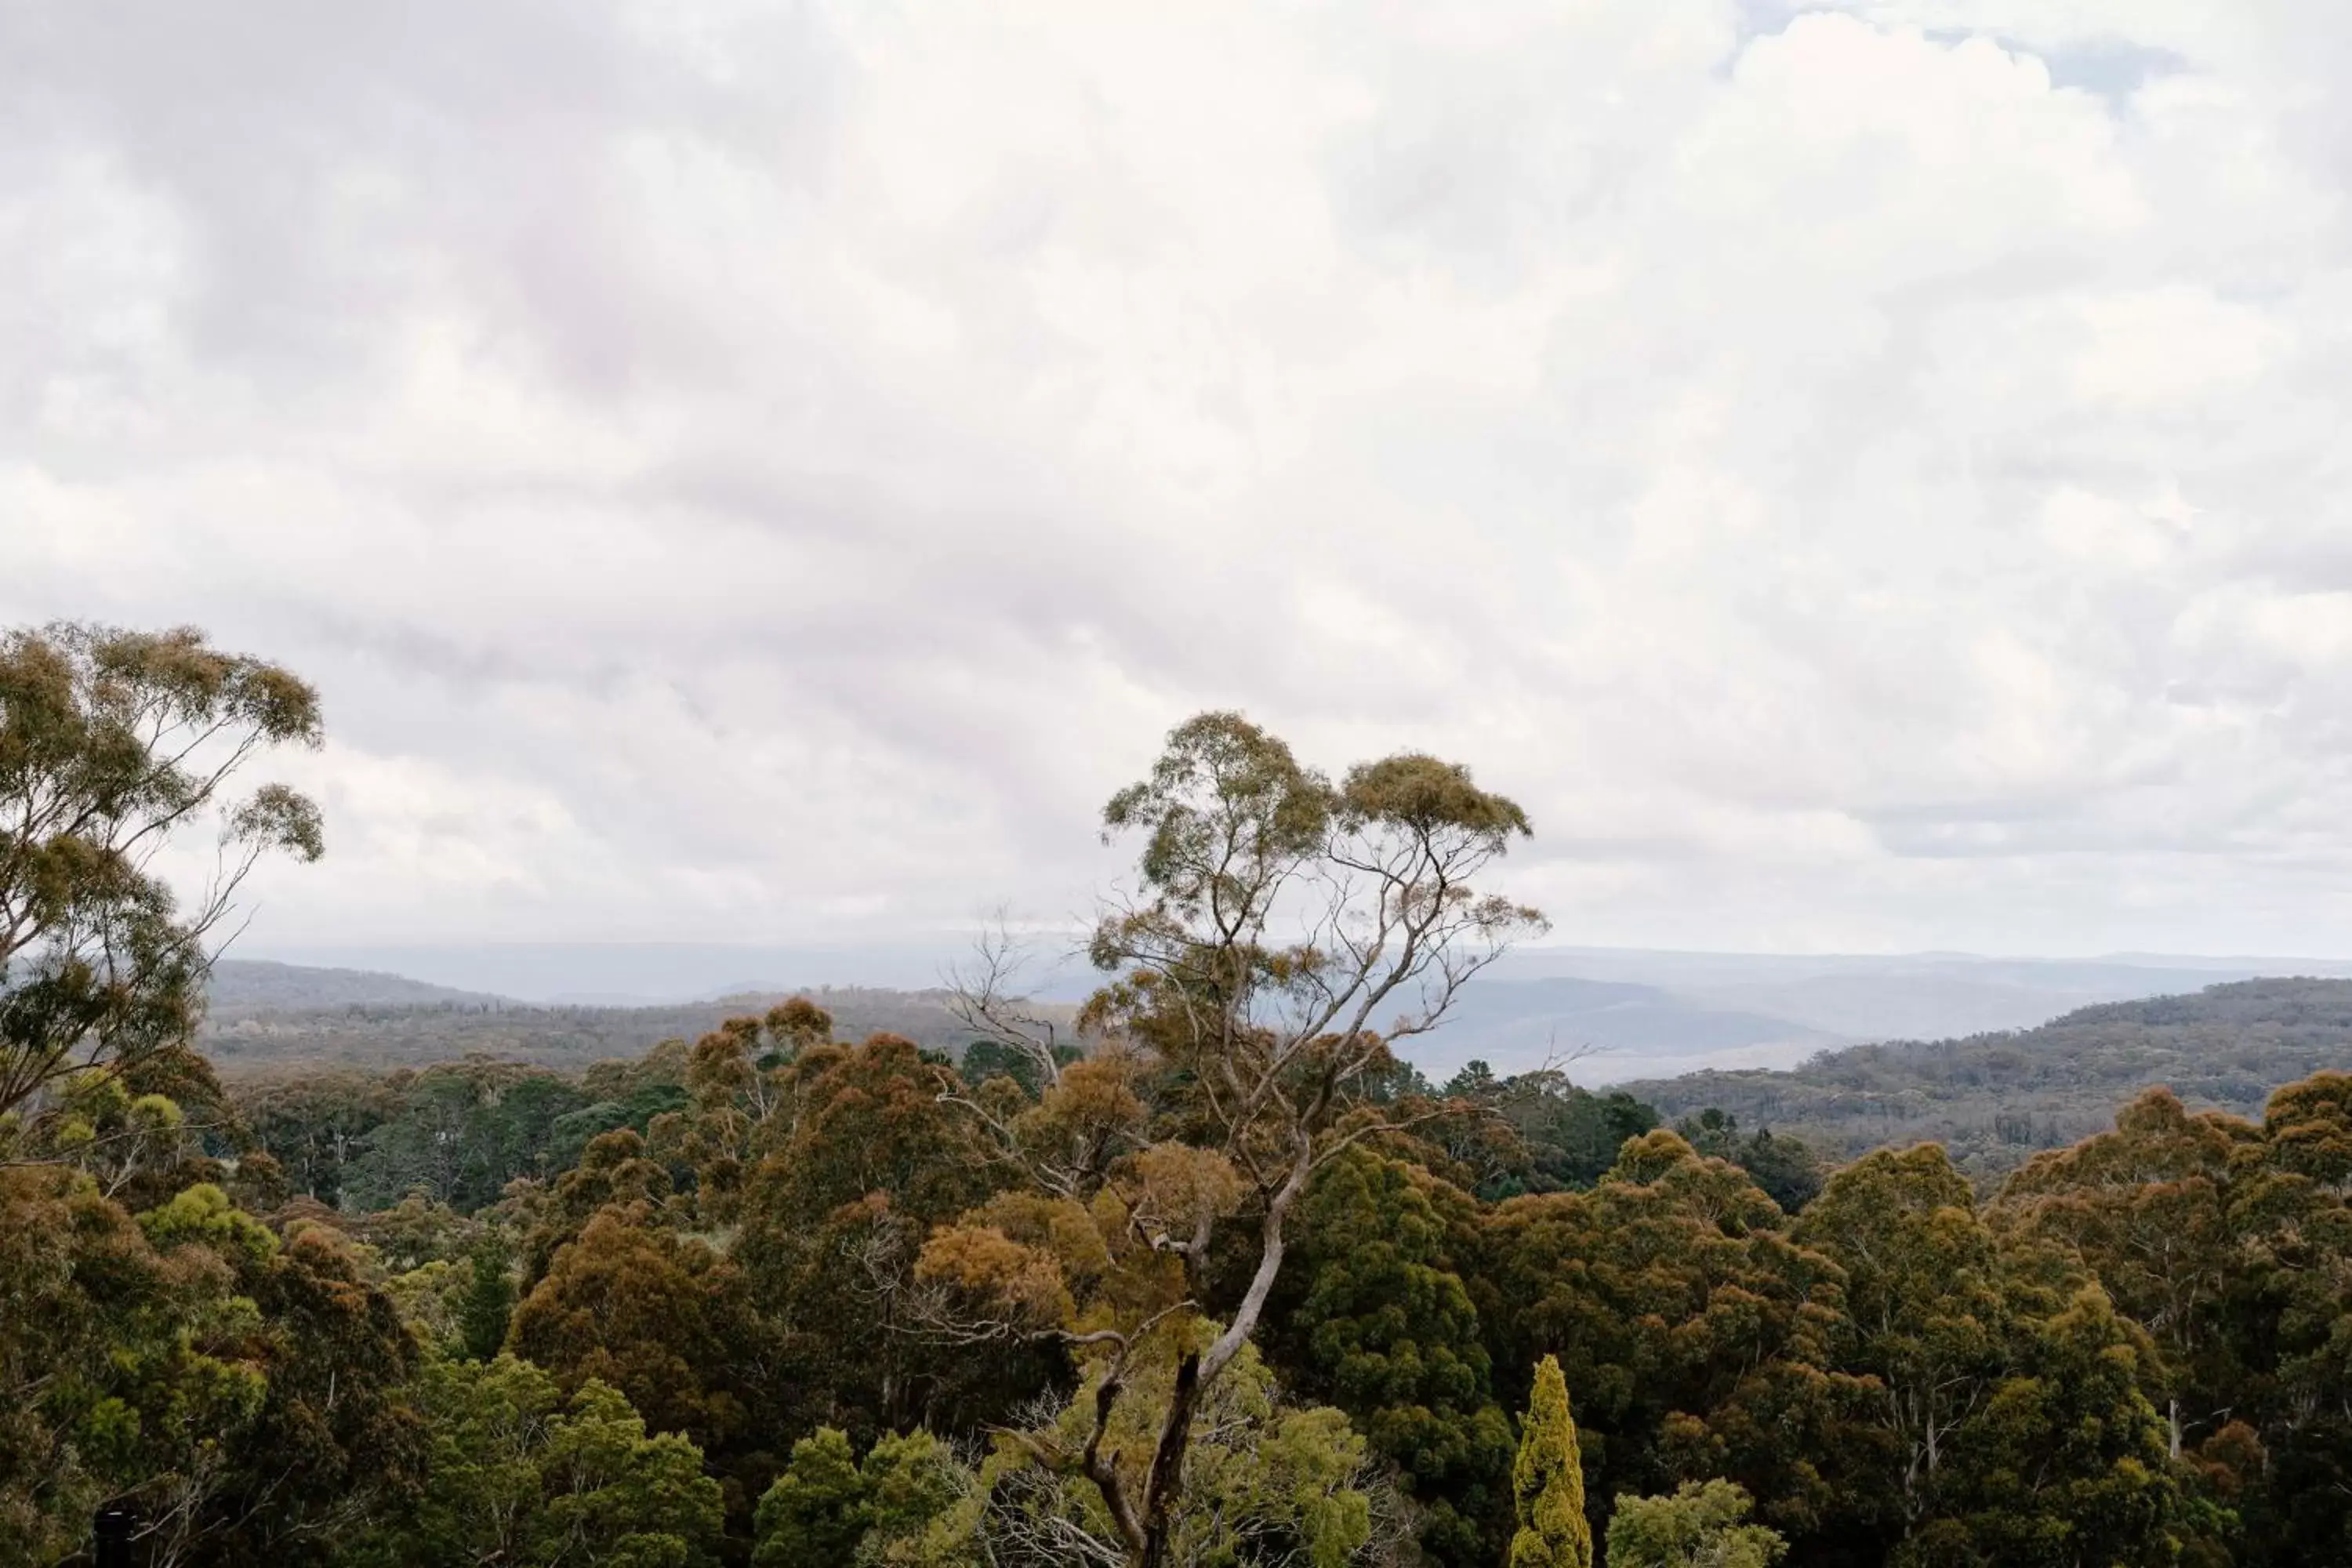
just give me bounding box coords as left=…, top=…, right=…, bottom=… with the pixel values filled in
left=199, top=975, right=1063, bottom=1074
left=1624, top=976, right=2352, bottom=1182
left=1407, top=949, right=2352, bottom=1080
left=206, top=959, right=512, bottom=1014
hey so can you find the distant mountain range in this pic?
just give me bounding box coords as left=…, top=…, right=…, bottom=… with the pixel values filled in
left=211, top=945, right=2352, bottom=1084
left=199, top=960, right=1062, bottom=1074
left=1406, top=975, right=1846, bottom=1080
left=233, top=939, right=1010, bottom=1007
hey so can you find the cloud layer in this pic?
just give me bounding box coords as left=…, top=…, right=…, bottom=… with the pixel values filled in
left=8, top=0, right=2351, bottom=956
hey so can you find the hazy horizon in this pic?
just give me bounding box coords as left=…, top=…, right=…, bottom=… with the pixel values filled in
left=231, top=935, right=2352, bottom=1006
left=216, top=939, right=2352, bottom=1083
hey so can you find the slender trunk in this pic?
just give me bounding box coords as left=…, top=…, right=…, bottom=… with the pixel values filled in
left=1126, top=1145, right=1308, bottom=1566
left=2169, top=1397, right=2183, bottom=1461
left=1137, top=1352, right=1202, bottom=1568
left=1085, top=1365, right=1147, bottom=1562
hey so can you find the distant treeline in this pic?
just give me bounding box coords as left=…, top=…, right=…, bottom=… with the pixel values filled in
left=200, top=985, right=1071, bottom=1072
left=1631, top=975, right=2352, bottom=1180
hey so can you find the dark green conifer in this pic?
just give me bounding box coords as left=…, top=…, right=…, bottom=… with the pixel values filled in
left=456, top=1239, right=516, bottom=1362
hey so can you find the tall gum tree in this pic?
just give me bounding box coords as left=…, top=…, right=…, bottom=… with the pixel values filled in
left=1993, top=1073, right=2352, bottom=1563
left=0, top=622, right=322, bottom=1137
left=925, top=710, right=1544, bottom=1568
left=1991, top=1087, right=2260, bottom=1460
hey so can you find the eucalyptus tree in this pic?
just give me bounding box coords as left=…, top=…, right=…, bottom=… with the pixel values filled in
left=926, top=710, right=1545, bottom=1568
left=1, top=622, right=322, bottom=1132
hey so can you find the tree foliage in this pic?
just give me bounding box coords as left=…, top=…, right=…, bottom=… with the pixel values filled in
left=1477, top=1133, right=1854, bottom=1537
left=341, top=1060, right=592, bottom=1213
left=1993, top=1076, right=2352, bottom=1564
left=19, top=646, right=2352, bottom=1568
left=1606, top=1479, right=1786, bottom=1568
left=457, top=1237, right=517, bottom=1363
left=1796, top=1144, right=2185, bottom=1566
left=0, top=622, right=321, bottom=1135
left=354, top=1356, right=723, bottom=1568
left=0, top=1166, right=266, bottom=1563
left=0, top=1167, right=424, bottom=1566
left=510, top=1206, right=760, bottom=1455
left=1270, top=1147, right=1512, bottom=1562
left=1510, top=1355, right=1592, bottom=1568
left=750, top=1425, right=964, bottom=1567
left=927, top=1340, right=1381, bottom=1568
left=927, top=712, right=1544, bottom=1567
left=1675, top=1110, right=1825, bottom=1213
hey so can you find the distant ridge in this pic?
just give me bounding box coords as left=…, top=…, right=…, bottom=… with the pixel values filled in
left=227, top=945, right=2352, bottom=1083
left=238, top=938, right=1044, bottom=1005
left=195, top=960, right=1073, bottom=1075
left=1414, top=946, right=2352, bottom=1080
left=1623, top=976, right=2352, bottom=1183
left=206, top=959, right=514, bottom=1014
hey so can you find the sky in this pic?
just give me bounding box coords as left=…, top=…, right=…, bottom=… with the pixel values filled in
left=8, top=0, right=2352, bottom=961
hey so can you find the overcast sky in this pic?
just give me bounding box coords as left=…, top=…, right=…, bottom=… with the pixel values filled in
left=8, top=1, right=2352, bottom=960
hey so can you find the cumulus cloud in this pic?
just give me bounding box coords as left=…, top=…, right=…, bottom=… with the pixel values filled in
left=5, top=0, right=2351, bottom=956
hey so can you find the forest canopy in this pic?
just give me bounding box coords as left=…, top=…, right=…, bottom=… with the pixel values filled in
left=6, top=626, right=2352, bottom=1568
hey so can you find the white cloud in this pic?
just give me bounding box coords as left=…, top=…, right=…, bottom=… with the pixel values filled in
left=5, top=0, right=2352, bottom=958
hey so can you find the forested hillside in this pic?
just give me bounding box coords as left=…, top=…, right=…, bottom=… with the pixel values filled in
left=13, top=626, right=2352, bottom=1568
left=1632, top=976, right=2352, bottom=1179
left=199, top=982, right=1055, bottom=1071
left=69, top=992, right=2352, bottom=1568
left=207, top=959, right=506, bottom=1013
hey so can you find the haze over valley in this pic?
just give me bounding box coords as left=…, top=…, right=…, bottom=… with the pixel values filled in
left=216, top=944, right=2352, bottom=1083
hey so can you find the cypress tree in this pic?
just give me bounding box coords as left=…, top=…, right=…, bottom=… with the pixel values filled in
left=1509, top=1355, right=1592, bottom=1568
left=456, top=1239, right=516, bottom=1362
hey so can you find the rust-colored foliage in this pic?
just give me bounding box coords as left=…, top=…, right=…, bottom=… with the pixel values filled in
left=510, top=1205, right=760, bottom=1453
left=520, top=1126, right=677, bottom=1284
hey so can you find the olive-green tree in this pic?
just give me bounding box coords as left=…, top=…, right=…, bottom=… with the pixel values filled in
left=652, top=1000, right=833, bottom=1223
left=354, top=1356, right=722, bottom=1568
left=456, top=1237, right=517, bottom=1363
left=753, top=1427, right=873, bottom=1566
left=0, top=1167, right=267, bottom=1563
left=1995, top=1075, right=2352, bottom=1566
left=0, top=622, right=322, bottom=1134
left=1510, top=1355, right=1592, bottom=1568
left=922, top=1339, right=1380, bottom=1568
left=1475, top=1134, right=1854, bottom=1538
left=1272, top=1148, right=1513, bottom=1563
left=1606, top=1480, right=1785, bottom=1568
left=1799, top=1144, right=2187, bottom=1566
left=750, top=1425, right=964, bottom=1567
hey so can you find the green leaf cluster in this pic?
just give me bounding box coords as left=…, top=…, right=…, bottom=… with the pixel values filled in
left=1606, top=1479, right=1785, bottom=1568
left=354, top=1356, right=723, bottom=1568
left=753, top=1426, right=963, bottom=1566
left=1510, top=1355, right=1592, bottom=1568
